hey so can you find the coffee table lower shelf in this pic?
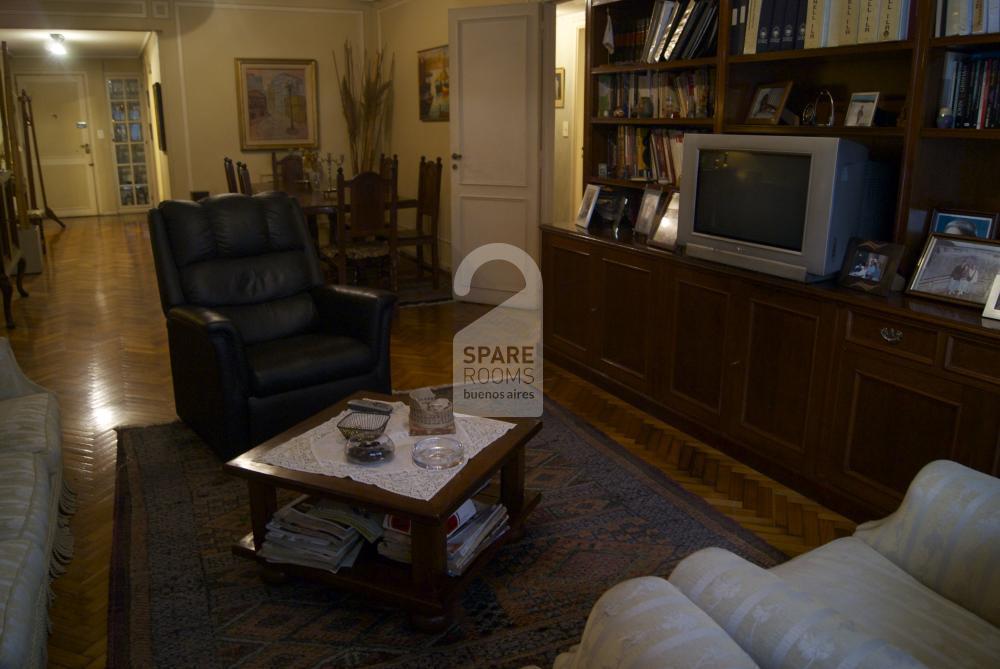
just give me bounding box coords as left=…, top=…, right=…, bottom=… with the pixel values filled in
left=231, top=491, right=540, bottom=629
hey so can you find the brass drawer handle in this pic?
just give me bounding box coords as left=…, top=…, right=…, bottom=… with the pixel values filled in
left=880, top=327, right=903, bottom=344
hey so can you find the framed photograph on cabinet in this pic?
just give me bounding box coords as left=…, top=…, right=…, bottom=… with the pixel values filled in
left=845, top=92, right=880, bottom=127
left=838, top=238, right=903, bottom=296
left=745, top=81, right=792, bottom=125
left=907, top=234, right=1000, bottom=307
left=634, top=187, right=666, bottom=237
left=418, top=45, right=449, bottom=121
left=648, top=192, right=679, bottom=251
left=983, top=275, right=1000, bottom=320
left=929, top=208, right=998, bottom=239
left=555, top=67, right=565, bottom=108
left=575, top=184, right=601, bottom=230
left=234, top=58, right=318, bottom=150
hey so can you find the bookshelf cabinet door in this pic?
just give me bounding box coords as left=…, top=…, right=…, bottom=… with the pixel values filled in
left=728, top=285, right=834, bottom=474
left=660, top=266, right=738, bottom=426
left=592, top=247, right=660, bottom=393
left=543, top=233, right=597, bottom=364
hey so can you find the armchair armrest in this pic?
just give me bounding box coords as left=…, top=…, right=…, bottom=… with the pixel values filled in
left=0, top=338, right=47, bottom=401
left=853, top=460, right=1000, bottom=627
left=310, top=285, right=397, bottom=351
left=669, top=548, right=925, bottom=669
left=554, top=576, right=757, bottom=669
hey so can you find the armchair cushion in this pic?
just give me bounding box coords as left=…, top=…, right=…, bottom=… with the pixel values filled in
left=0, top=393, right=61, bottom=475
left=853, top=460, right=1000, bottom=628
left=0, top=453, right=51, bottom=548
left=311, top=285, right=397, bottom=350
left=0, top=539, right=48, bottom=669
left=772, top=536, right=1000, bottom=669
left=246, top=334, right=373, bottom=397
left=670, top=547, right=924, bottom=669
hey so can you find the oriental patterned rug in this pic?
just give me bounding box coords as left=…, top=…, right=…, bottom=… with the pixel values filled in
left=108, top=398, right=785, bottom=668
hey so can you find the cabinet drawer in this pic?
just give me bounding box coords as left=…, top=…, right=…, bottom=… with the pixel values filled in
left=945, top=336, right=1000, bottom=387
left=845, top=310, right=938, bottom=364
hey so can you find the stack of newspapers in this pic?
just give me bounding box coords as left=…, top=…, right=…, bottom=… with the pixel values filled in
left=378, top=498, right=510, bottom=576
left=259, top=496, right=385, bottom=574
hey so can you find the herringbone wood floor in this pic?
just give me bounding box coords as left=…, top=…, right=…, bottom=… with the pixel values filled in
left=7, top=214, right=853, bottom=669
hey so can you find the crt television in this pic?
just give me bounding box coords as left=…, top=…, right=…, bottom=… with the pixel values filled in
left=677, top=134, right=873, bottom=282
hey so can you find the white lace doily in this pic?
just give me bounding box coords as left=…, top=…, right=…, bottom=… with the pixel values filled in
left=258, top=401, right=515, bottom=501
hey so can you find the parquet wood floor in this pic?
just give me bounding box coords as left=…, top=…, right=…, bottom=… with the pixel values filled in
left=6, top=215, right=852, bottom=669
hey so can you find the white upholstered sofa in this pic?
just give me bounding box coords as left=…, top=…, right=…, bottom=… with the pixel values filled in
left=551, top=460, right=1000, bottom=669
left=0, top=338, right=74, bottom=668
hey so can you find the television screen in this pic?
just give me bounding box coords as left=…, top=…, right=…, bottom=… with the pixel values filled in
left=692, top=150, right=811, bottom=252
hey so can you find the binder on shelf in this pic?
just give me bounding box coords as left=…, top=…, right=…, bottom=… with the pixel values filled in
left=744, top=0, right=763, bottom=53
left=796, top=0, right=809, bottom=48
left=768, top=0, right=789, bottom=49
left=780, top=0, right=800, bottom=49
left=804, top=0, right=832, bottom=47
left=858, top=0, right=883, bottom=42
left=831, top=0, right=862, bottom=46
left=757, top=0, right=778, bottom=51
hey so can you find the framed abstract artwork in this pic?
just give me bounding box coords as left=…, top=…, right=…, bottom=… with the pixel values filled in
left=235, top=58, right=318, bottom=150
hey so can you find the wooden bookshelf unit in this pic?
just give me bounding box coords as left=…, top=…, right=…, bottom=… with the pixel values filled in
left=554, top=0, right=1000, bottom=521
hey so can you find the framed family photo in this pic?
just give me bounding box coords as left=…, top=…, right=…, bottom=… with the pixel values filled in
left=647, top=192, right=680, bottom=251
left=418, top=45, right=450, bottom=122
left=838, top=238, right=903, bottom=296
left=235, top=58, right=318, bottom=150
left=929, top=209, right=998, bottom=239
left=845, top=92, right=879, bottom=127
left=634, top=187, right=667, bottom=237
left=907, top=234, right=1000, bottom=307
left=745, top=81, right=792, bottom=125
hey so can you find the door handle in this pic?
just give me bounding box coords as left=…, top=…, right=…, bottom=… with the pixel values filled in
left=880, top=327, right=903, bottom=344
left=451, top=153, right=462, bottom=160
left=80, top=143, right=91, bottom=154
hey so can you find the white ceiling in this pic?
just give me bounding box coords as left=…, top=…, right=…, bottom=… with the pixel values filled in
left=0, top=29, right=151, bottom=59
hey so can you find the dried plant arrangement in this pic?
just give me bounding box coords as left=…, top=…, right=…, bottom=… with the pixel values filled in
left=333, top=42, right=394, bottom=174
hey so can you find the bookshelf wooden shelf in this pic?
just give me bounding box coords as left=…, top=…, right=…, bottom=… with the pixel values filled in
left=921, top=127, right=1000, bottom=139
left=591, top=56, right=717, bottom=74
left=587, top=177, right=666, bottom=189
left=723, top=124, right=906, bottom=137
left=929, top=33, right=1000, bottom=49
left=728, top=41, right=913, bottom=64
left=591, top=116, right=714, bottom=126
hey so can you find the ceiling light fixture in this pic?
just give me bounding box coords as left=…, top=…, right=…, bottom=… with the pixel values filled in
left=46, top=34, right=67, bottom=56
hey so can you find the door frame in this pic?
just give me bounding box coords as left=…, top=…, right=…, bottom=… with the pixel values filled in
left=14, top=71, right=100, bottom=217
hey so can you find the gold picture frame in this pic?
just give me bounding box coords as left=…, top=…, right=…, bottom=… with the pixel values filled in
left=745, top=81, right=793, bottom=125
left=555, top=67, right=565, bottom=108
left=235, top=58, right=318, bottom=150
left=418, top=45, right=449, bottom=122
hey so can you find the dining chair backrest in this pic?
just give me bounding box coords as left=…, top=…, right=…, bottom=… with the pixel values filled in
left=336, top=168, right=397, bottom=242
left=272, top=152, right=305, bottom=190
left=417, top=156, right=443, bottom=220
left=223, top=157, right=238, bottom=193
left=236, top=161, right=253, bottom=195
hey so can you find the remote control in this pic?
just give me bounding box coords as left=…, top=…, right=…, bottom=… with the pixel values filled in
left=347, top=399, right=394, bottom=415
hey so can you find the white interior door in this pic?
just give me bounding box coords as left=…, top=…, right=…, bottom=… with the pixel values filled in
left=450, top=3, right=542, bottom=305
left=15, top=73, right=98, bottom=217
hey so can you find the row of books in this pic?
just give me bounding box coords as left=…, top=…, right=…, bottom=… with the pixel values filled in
left=609, top=0, right=719, bottom=63
left=596, top=69, right=715, bottom=119
left=730, top=0, right=910, bottom=54
left=935, top=0, right=1000, bottom=36
left=604, top=128, right=688, bottom=184
left=259, top=496, right=383, bottom=574
left=943, top=54, right=1000, bottom=128
left=378, top=498, right=510, bottom=576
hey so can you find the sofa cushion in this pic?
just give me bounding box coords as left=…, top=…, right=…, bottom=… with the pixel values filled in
left=0, top=393, right=61, bottom=475
left=0, top=539, right=47, bottom=669
left=853, top=460, right=1000, bottom=628
left=670, top=547, right=925, bottom=669
left=772, top=536, right=1000, bottom=669
left=245, top=333, right=373, bottom=397
left=0, top=453, right=51, bottom=548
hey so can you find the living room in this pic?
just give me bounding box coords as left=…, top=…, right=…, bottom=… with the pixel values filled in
left=0, top=0, right=998, bottom=668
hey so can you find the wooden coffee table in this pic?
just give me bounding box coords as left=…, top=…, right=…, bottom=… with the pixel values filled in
left=224, top=391, right=542, bottom=630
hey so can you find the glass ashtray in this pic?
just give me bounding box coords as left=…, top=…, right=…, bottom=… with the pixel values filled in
left=345, top=432, right=394, bottom=464
left=412, top=437, right=465, bottom=470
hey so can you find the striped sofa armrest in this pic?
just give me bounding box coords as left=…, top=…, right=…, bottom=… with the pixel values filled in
left=553, top=576, right=758, bottom=669
left=853, top=460, right=1000, bottom=627
left=669, top=548, right=926, bottom=669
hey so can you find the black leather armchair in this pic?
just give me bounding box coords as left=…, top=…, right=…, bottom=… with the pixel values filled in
left=148, top=192, right=397, bottom=460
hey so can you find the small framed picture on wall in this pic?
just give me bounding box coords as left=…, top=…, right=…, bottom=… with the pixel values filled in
left=555, top=67, right=565, bottom=108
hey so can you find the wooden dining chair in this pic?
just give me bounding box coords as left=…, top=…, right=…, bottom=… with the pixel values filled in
left=271, top=151, right=305, bottom=190
left=398, top=156, right=443, bottom=288
left=320, top=168, right=398, bottom=291
left=223, top=157, right=238, bottom=193
left=236, top=161, right=253, bottom=195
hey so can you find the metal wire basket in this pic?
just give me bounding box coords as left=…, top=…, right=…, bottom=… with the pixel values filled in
left=336, top=411, right=389, bottom=439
